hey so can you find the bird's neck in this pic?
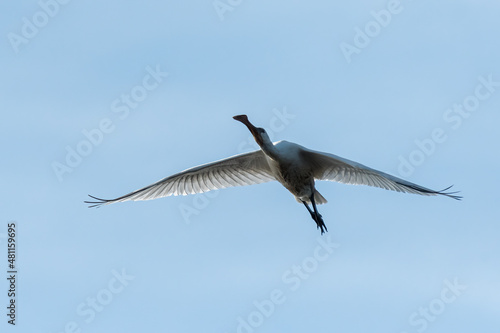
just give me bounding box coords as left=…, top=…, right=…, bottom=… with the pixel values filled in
left=260, top=141, right=281, bottom=161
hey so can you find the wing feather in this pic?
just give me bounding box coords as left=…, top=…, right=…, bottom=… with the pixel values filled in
left=85, top=150, right=275, bottom=208
left=301, top=148, right=461, bottom=200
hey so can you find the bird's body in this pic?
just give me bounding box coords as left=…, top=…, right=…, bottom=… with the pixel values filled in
left=263, top=140, right=324, bottom=205
left=86, top=115, right=461, bottom=233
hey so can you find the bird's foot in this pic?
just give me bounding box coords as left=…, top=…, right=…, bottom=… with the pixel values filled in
left=314, top=214, right=328, bottom=235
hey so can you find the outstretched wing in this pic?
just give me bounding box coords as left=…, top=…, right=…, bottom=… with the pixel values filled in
left=85, top=150, right=275, bottom=208
left=301, top=148, right=461, bottom=200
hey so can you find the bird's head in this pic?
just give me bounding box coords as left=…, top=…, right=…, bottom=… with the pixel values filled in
left=233, top=115, right=269, bottom=148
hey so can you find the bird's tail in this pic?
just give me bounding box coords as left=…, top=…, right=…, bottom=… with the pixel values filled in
left=314, top=190, right=328, bottom=205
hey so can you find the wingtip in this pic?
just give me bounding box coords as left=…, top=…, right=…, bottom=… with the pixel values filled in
left=84, top=194, right=110, bottom=208
left=394, top=182, right=463, bottom=200
left=437, top=185, right=463, bottom=201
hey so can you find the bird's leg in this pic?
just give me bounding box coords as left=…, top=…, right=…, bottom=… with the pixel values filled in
left=302, top=201, right=316, bottom=220
left=310, top=195, right=328, bottom=235
left=302, top=199, right=328, bottom=234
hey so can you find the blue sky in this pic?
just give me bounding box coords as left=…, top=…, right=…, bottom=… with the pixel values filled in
left=1, top=0, right=499, bottom=332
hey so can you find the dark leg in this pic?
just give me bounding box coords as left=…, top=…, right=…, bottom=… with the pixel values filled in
left=302, top=199, right=328, bottom=234
left=310, top=194, right=327, bottom=234
left=302, top=201, right=316, bottom=220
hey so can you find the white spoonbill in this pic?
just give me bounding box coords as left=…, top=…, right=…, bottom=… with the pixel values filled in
left=85, top=115, right=461, bottom=233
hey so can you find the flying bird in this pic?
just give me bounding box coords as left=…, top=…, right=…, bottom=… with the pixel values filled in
left=85, top=115, right=461, bottom=234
